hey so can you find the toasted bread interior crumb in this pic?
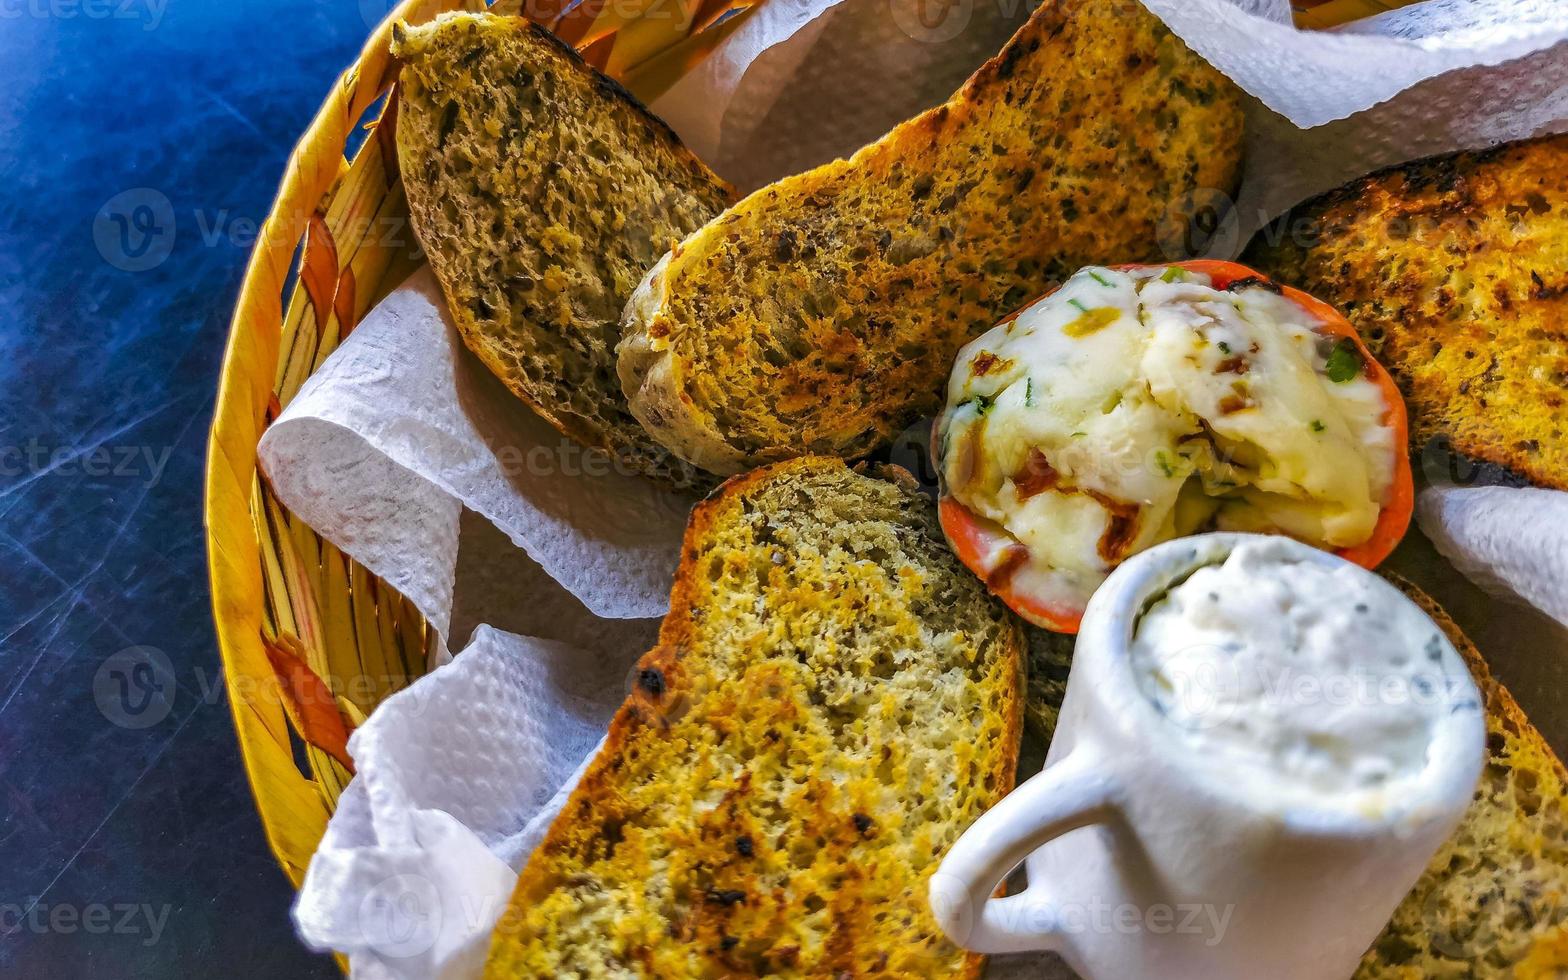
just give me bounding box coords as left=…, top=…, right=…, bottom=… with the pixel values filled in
left=1245, top=134, right=1568, bottom=491
left=486, top=459, right=1025, bottom=978
left=395, top=13, right=732, bottom=485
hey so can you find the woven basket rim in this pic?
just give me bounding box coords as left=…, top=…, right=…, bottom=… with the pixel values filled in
left=206, top=0, right=454, bottom=886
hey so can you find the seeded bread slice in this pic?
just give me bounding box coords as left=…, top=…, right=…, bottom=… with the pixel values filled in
left=1243, top=134, right=1568, bottom=490
left=392, top=13, right=734, bottom=485
left=485, top=457, right=1026, bottom=978
left=1021, top=579, right=1568, bottom=977
left=1357, top=577, right=1568, bottom=978
left=618, top=0, right=1243, bottom=476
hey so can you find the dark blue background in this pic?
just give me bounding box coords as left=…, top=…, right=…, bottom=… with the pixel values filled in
left=1, top=1, right=389, bottom=974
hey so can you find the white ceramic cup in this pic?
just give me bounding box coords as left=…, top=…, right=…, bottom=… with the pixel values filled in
left=930, top=533, right=1485, bottom=979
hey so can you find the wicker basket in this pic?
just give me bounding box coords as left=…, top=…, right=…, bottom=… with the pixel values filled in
left=204, top=0, right=754, bottom=890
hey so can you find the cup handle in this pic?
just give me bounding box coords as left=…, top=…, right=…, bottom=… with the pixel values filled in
left=929, top=750, right=1118, bottom=955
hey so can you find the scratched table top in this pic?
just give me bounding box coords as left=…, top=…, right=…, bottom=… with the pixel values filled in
left=0, top=1, right=398, bottom=974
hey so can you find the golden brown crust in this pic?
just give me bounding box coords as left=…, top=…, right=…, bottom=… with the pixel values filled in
left=486, top=457, right=1025, bottom=978
left=1243, top=134, right=1568, bottom=491
left=620, top=0, right=1244, bottom=475
left=1365, top=577, right=1568, bottom=976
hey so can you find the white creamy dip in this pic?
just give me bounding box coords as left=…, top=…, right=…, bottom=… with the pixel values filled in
left=1129, top=538, right=1471, bottom=810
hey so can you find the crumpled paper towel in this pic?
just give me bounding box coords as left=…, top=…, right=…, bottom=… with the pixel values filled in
left=1145, top=0, right=1568, bottom=128
left=1418, top=485, right=1568, bottom=630
left=258, top=266, right=693, bottom=639
left=292, top=626, right=635, bottom=979
left=652, top=0, right=1032, bottom=191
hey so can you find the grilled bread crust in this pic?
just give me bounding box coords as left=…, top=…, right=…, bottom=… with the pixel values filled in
left=1243, top=134, right=1568, bottom=490
left=618, top=0, right=1243, bottom=476
left=1023, top=578, right=1568, bottom=978
left=393, top=13, right=734, bottom=486
left=1357, top=577, right=1568, bottom=978
left=485, top=457, right=1026, bottom=978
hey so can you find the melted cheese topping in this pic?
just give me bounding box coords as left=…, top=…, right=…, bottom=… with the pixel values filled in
left=938, top=265, right=1397, bottom=616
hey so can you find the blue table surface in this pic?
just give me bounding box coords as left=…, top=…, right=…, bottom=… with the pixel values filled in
left=0, top=2, right=403, bottom=975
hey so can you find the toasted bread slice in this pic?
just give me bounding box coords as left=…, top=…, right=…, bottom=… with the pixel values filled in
left=1243, top=134, right=1568, bottom=490
left=485, top=457, right=1026, bottom=978
left=1022, top=578, right=1568, bottom=977
left=1358, top=577, right=1568, bottom=977
left=393, top=13, right=734, bottom=485
left=618, top=0, right=1244, bottom=475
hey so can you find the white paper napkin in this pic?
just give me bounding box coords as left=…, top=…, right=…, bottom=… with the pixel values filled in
left=652, top=0, right=1033, bottom=192
left=256, top=0, right=1032, bottom=642
left=1417, top=484, right=1568, bottom=630
left=1144, top=0, right=1568, bottom=129
left=292, top=626, right=635, bottom=979
left=258, top=267, right=695, bottom=636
